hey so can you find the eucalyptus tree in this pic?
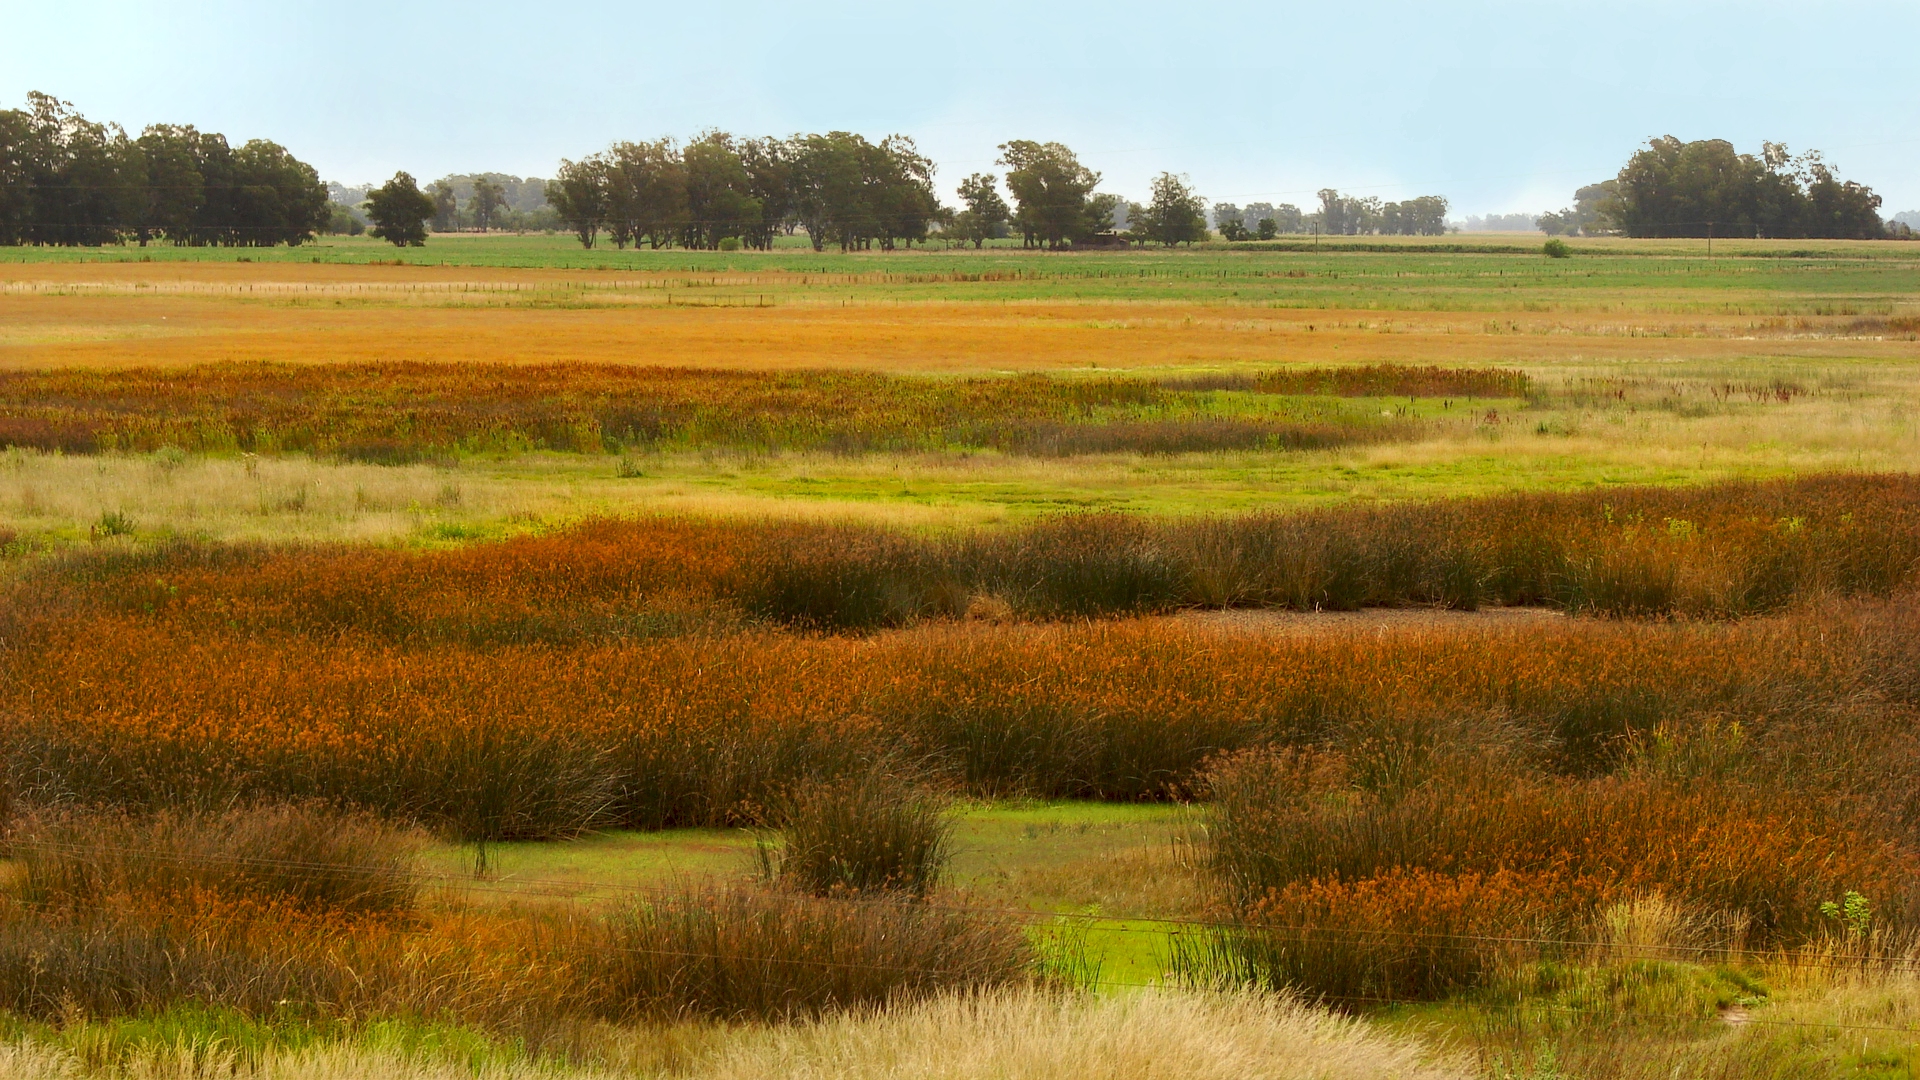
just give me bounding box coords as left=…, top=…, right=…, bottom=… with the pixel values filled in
left=548, top=155, right=609, bottom=248
left=681, top=133, right=760, bottom=249
left=953, top=172, right=1010, bottom=248
left=603, top=139, right=685, bottom=249
left=364, top=171, right=435, bottom=246
left=997, top=140, right=1099, bottom=249
left=1134, top=172, right=1207, bottom=246
left=468, top=176, right=506, bottom=230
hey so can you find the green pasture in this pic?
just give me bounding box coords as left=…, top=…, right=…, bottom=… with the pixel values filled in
left=421, top=801, right=1195, bottom=987
left=9, top=233, right=1920, bottom=315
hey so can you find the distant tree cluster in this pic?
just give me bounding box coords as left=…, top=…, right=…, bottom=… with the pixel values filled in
left=1545, top=138, right=1889, bottom=239
left=0, top=92, right=328, bottom=247
left=949, top=172, right=1013, bottom=248
left=426, top=174, right=556, bottom=232
left=1308, top=190, right=1450, bottom=236
left=1213, top=191, right=1447, bottom=239
left=1459, top=212, right=1540, bottom=233
left=1532, top=185, right=1613, bottom=236
left=1128, top=172, right=1208, bottom=246
left=1213, top=202, right=1305, bottom=240
left=548, top=131, right=941, bottom=252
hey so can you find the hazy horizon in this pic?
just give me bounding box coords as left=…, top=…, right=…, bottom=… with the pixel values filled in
left=9, top=0, right=1919, bottom=218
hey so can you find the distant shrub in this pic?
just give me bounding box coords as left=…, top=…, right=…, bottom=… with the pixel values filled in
left=717, top=236, right=741, bottom=251
left=1543, top=238, right=1572, bottom=258
left=91, top=510, right=136, bottom=539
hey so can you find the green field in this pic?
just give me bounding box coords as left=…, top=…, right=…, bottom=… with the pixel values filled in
left=9, top=232, right=1920, bottom=314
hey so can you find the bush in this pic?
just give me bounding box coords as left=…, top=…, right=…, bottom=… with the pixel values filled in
left=1198, top=746, right=1918, bottom=1002
left=577, top=887, right=1030, bottom=1021
left=6, top=589, right=1918, bottom=837
left=1171, top=868, right=1555, bottom=1001
left=1211, top=765, right=1912, bottom=939
left=758, top=763, right=954, bottom=898
left=1543, top=238, right=1572, bottom=258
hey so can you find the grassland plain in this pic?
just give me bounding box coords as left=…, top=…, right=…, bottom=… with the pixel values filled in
left=4, top=237, right=1920, bottom=1078
left=3, top=235, right=1917, bottom=549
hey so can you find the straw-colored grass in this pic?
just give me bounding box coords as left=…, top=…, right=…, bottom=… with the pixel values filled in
left=0, top=989, right=1471, bottom=1080
left=2, top=357, right=1915, bottom=547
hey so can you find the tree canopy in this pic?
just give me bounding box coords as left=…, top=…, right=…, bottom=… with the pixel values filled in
left=952, top=172, right=1011, bottom=248
left=0, top=92, right=326, bottom=247
left=549, top=131, right=938, bottom=252
left=1552, top=138, right=1886, bottom=239
left=997, top=140, right=1104, bottom=249
left=1304, top=189, right=1448, bottom=236
left=1133, top=172, right=1207, bottom=246
left=364, top=172, right=435, bottom=247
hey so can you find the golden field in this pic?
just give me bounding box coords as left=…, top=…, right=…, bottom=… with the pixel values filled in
left=4, top=237, right=1920, bottom=1078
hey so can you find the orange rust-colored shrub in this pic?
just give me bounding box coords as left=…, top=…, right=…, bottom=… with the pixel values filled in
left=17, top=475, right=1915, bottom=635
left=2, top=595, right=1911, bottom=839
left=0, top=361, right=1428, bottom=457
left=1175, top=868, right=1567, bottom=1001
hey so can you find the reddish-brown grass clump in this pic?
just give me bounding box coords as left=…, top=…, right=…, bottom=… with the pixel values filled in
left=0, top=361, right=1452, bottom=458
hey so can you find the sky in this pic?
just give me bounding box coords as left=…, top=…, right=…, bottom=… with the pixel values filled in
left=8, top=0, right=1919, bottom=218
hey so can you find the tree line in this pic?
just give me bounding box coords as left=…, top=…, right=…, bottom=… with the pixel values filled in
left=532, top=135, right=1229, bottom=251
left=9, top=93, right=1902, bottom=251
left=1214, top=190, right=1450, bottom=239
left=541, top=131, right=940, bottom=252
left=0, top=93, right=328, bottom=247
left=1539, top=137, right=1890, bottom=239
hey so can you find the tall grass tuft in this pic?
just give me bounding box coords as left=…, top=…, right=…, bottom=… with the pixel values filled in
left=573, top=887, right=1030, bottom=1022
left=1192, top=745, right=1920, bottom=1001
left=757, top=763, right=954, bottom=898
left=4, top=803, right=424, bottom=920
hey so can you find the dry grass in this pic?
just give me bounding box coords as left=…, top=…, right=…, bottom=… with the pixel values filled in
left=3, top=804, right=423, bottom=920
left=1187, top=707, right=1920, bottom=1002
left=757, top=765, right=955, bottom=898
left=0, top=989, right=1472, bottom=1080
left=4, top=256, right=1918, bottom=375
left=0, top=362, right=1487, bottom=458
left=5, top=559, right=1917, bottom=839
left=0, top=805, right=1031, bottom=1034
left=15, top=474, right=1912, bottom=635
left=2, top=357, right=1915, bottom=549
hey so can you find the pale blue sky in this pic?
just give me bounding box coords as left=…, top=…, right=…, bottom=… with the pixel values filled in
left=8, top=0, right=1918, bottom=217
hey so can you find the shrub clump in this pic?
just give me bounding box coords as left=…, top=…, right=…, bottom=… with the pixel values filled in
left=758, top=764, right=955, bottom=898
left=3, top=802, right=424, bottom=920
left=570, top=886, right=1031, bottom=1022
left=1191, top=745, right=1918, bottom=1001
